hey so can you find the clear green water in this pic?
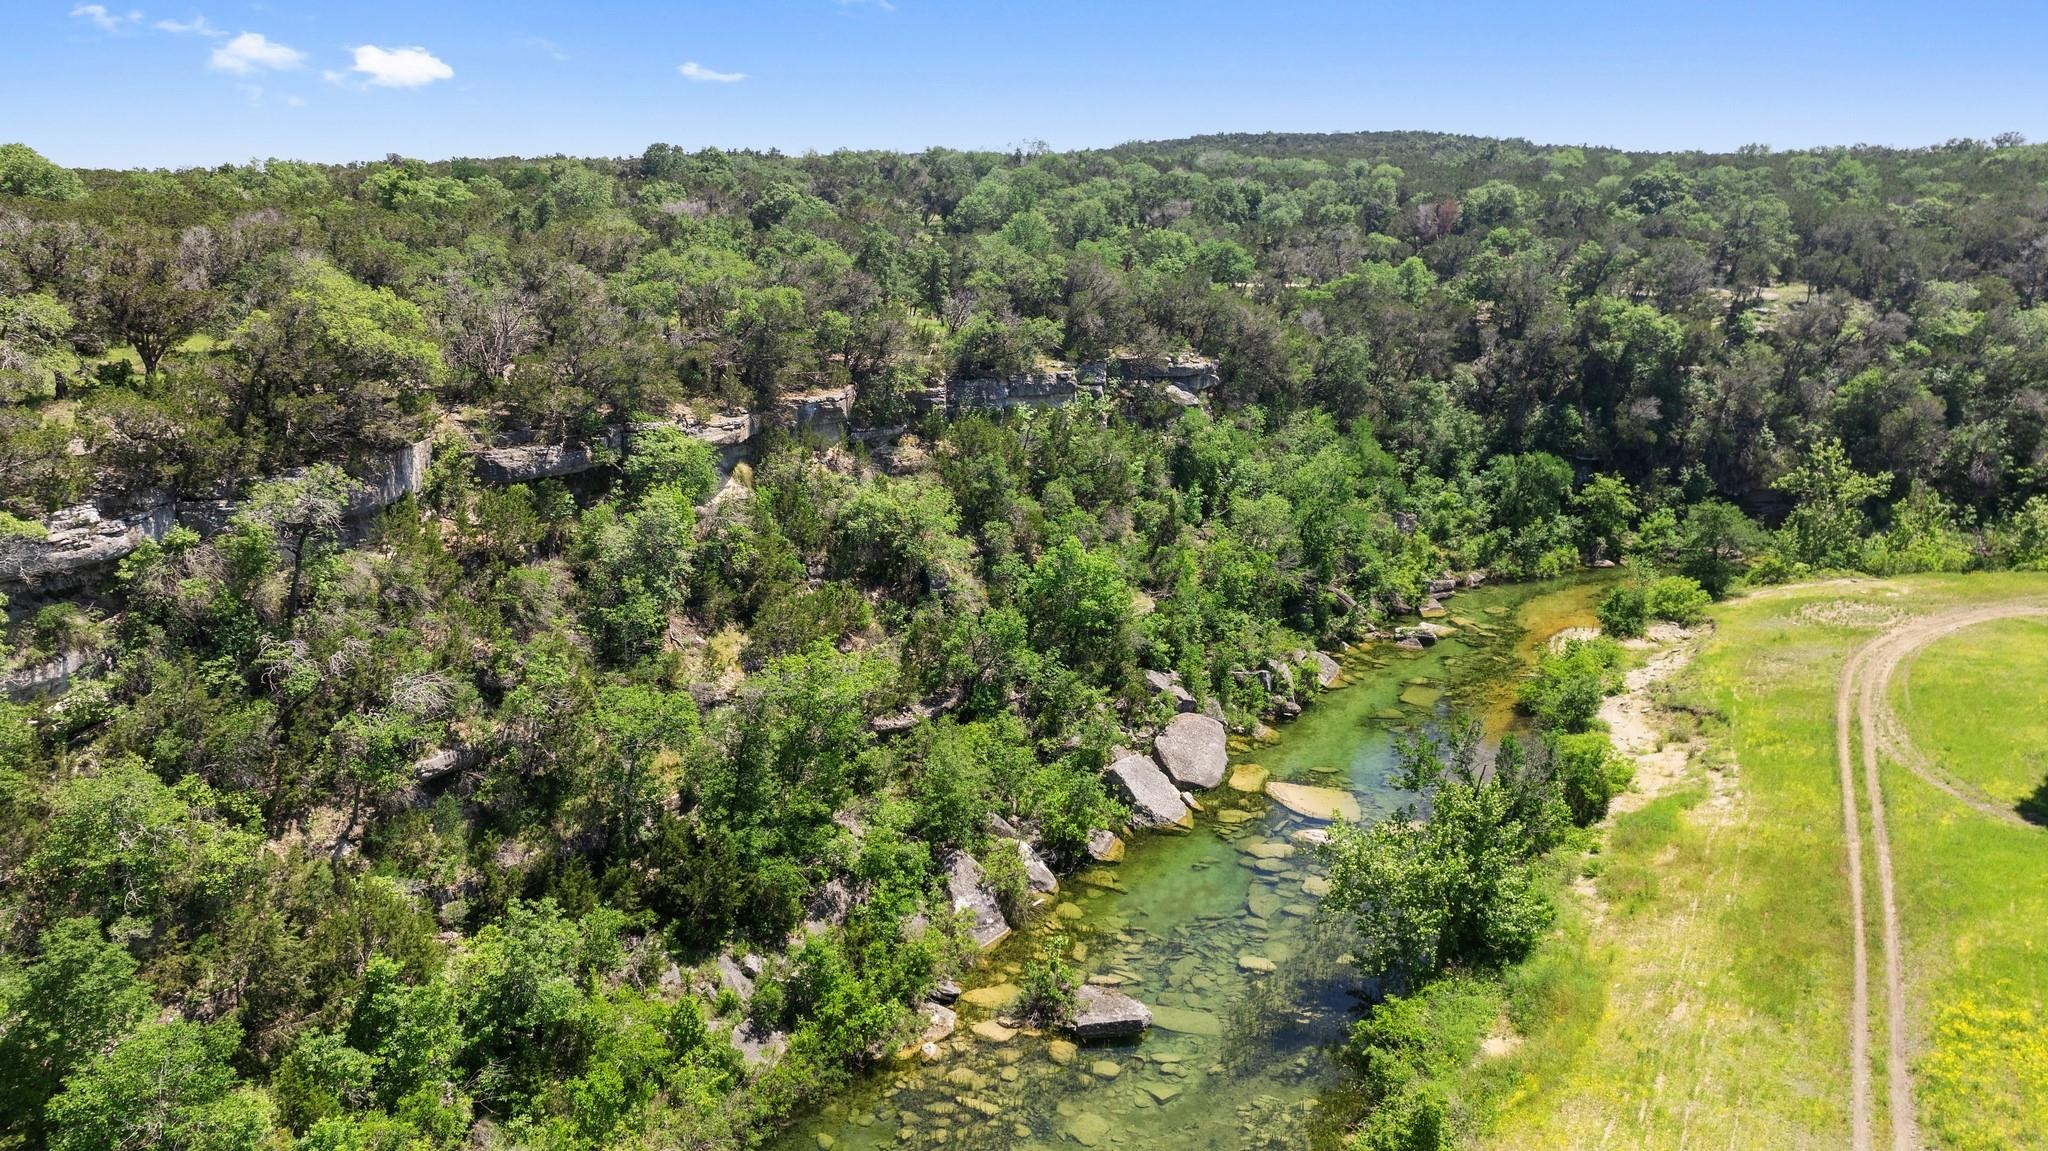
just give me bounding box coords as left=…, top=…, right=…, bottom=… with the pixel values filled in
left=774, top=576, right=1612, bottom=1151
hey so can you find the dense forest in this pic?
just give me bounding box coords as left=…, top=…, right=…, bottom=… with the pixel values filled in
left=4, top=127, right=2048, bottom=1151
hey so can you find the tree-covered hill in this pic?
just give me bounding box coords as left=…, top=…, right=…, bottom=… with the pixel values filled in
left=2, top=128, right=2047, bottom=1150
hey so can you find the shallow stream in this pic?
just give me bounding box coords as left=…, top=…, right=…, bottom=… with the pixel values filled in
left=776, top=576, right=1611, bottom=1151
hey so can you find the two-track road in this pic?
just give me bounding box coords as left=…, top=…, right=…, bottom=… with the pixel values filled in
left=1832, top=601, right=2048, bottom=1151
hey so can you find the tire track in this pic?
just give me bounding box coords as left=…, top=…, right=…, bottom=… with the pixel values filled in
left=1833, top=600, right=2048, bottom=1151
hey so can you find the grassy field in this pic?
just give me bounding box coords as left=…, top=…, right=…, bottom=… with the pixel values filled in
left=1472, top=573, right=2048, bottom=1151
left=1888, top=612, right=2048, bottom=1149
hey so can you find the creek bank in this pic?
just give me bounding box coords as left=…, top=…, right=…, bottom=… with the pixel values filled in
left=773, top=578, right=1584, bottom=1151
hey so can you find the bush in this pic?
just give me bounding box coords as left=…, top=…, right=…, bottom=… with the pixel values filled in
left=1517, top=638, right=1622, bottom=734
left=1596, top=584, right=1647, bottom=639
left=1017, top=935, right=1078, bottom=1026
left=1644, top=576, right=1710, bottom=626
left=1547, top=731, right=1631, bottom=825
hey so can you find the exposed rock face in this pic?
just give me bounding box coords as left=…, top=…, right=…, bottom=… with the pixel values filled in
left=1067, top=985, right=1152, bottom=1039
left=1107, top=753, right=1192, bottom=830
left=782, top=388, right=853, bottom=441
left=946, top=851, right=1013, bottom=950
left=0, top=495, right=175, bottom=595
left=1117, top=355, right=1220, bottom=392
left=1, top=648, right=107, bottom=701
left=475, top=427, right=626, bottom=484
left=347, top=438, right=434, bottom=518
left=1153, top=713, right=1228, bottom=790
left=949, top=369, right=1091, bottom=414
left=916, top=1002, right=957, bottom=1044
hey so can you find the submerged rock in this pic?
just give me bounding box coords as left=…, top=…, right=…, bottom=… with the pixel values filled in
left=1153, top=713, right=1229, bottom=790
left=1148, top=1003, right=1223, bottom=1036
left=1263, top=781, right=1363, bottom=822
left=1068, top=985, right=1153, bottom=1039
left=1107, top=753, right=1193, bottom=830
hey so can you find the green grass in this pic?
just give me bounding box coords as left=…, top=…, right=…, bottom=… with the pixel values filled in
left=1895, top=617, right=2048, bottom=809
left=1888, top=613, right=2048, bottom=1149
left=1478, top=573, right=2048, bottom=1149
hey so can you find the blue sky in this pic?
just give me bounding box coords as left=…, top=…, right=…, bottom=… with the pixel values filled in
left=7, top=0, right=2048, bottom=168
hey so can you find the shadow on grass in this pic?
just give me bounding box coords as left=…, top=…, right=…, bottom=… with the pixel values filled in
left=2016, top=778, right=2048, bottom=828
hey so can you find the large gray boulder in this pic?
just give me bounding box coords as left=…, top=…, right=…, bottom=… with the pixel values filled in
left=946, top=851, right=1013, bottom=950
left=1068, top=985, right=1153, bottom=1039
left=1107, top=753, right=1192, bottom=830
left=1015, top=839, right=1059, bottom=894
left=1153, top=713, right=1228, bottom=790
left=1313, top=651, right=1343, bottom=689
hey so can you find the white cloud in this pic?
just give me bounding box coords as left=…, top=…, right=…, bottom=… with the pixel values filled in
left=350, top=45, right=454, bottom=88
left=209, top=31, right=304, bottom=74
left=155, top=15, right=223, bottom=37
left=678, top=60, right=745, bottom=83
left=835, top=0, right=897, bottom=10
left=72, top=5, right=142, bottom=32
left=285, top=94, right=306, bottom=107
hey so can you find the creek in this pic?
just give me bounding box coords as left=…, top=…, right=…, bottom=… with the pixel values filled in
left=776, top=576, right=1610, bottom=1151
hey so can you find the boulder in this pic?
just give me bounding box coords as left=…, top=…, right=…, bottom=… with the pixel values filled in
left=1085, top=829, right=1125, bottom=863
left=1227, top=763, right=1270, bottom=793
left=1143, top=668, right=1197, bottom=713
left=1106, top=753, right=1192, bottom=830
left=1263, top=781, right=1364, bottom=822
left=1014, top=838, right=1059, bottom=894
left=946, top=851, right=1013, bottom=950
left=916, top=1002, right=957, bottom=1044
left=714, top=954, right=754, bottom=1002
left=1067, top=985, right=1152, bottom=1039
left=1313, top=651, right=1343, bottom=689
left=1153, top=713, right=1228, bottom=790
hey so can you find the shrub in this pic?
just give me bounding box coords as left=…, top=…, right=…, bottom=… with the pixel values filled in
left=1548, top=731, right=1631, bottom=825
left=1518, top=638, right=1622, bottom=734
left=1596, top=583, right=1647, bottom=638
left=1017, top=935, right=1078, bottom=1026
left=1644, top=575, right=1710, bottom=626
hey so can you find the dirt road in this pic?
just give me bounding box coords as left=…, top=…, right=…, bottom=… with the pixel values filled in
left=1832, top=600, right=2048, bottom=1151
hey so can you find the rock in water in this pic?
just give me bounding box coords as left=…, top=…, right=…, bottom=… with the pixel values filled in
left=945, top=851, right=1013, bottom=950
left=1068, top=985, right=1153, bottom=1039
left=1107, top=753, right=1193, bottom=830
left=1314, top=651, right=1343, bottom=688
left=1148, top=1004, right=1223, bottom=1036
left=1063, top=1111, right=1110, bottom=1147
left=1263, top=781, right=1363, bottom=822
left=1227, top=763, right=1270, bottom=792
left=1153, top=713, right=1229, bottom=789
left=1085, top=829, right=1125, bottom=862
